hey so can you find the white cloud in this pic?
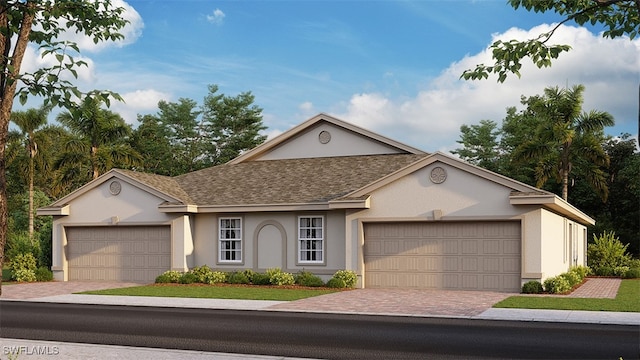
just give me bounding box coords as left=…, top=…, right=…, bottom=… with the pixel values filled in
left=110, top=89, right=172, bottom=125
left=335, top=24, right=640, bottom=152
left=207, top=9, right=226, bottom=25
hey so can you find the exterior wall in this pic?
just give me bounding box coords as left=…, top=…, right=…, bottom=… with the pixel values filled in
left=192, top=210, right=346, bottom=277
left=539, top=209, right=588, bottom=280
left=50, top=178, right=179, bottom=281
left=257, top=123, right=405, bottom=160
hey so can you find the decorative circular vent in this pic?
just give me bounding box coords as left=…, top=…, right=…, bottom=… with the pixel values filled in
left=429, top=167, right=447, bottom=184
left=109, top=181, right=122, bottom=195
left=318, top=130, right=331, bottom=144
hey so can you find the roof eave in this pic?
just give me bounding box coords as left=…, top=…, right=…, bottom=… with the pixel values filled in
left=509, top=194, right=596, bottom=226
left=36, top=205, right=70, bottom=216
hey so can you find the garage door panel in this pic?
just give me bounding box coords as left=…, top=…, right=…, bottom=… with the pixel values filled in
left=67, top=226, right=170, bottom=283
left=364, top=222, right=521, bottom=292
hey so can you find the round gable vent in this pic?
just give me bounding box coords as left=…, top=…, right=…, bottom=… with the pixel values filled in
left=109, top=180, right=122, bottom=195
left=429, top=167, right=447, bottom=184
left=318, top=130, right=331, bottom=144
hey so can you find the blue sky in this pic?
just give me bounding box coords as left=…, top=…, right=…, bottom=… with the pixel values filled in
left=19, top=0, right=640, bottom=152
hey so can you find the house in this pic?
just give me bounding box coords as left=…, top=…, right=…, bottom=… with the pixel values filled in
left=37, top=113, right=595, bottom=292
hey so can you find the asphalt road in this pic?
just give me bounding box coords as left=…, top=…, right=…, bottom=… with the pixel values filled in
left=0, top=301, right=638, bottom=359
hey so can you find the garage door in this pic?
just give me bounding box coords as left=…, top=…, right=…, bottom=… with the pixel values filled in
left=67, top=226, right=171, bottom=283
left=364, top=221, right=521, bottom=292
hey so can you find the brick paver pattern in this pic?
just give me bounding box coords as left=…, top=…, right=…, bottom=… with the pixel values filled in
left=0, top=281, right=142, bottom=300
left=567, top=277, right=621, bottom=299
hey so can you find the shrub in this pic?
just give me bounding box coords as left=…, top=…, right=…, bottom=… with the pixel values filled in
left=155, top=270, right=183, bottom=283
left=6, top=232, right=41, bottom=267
left=613, top=266, right=630, bottom=277
left=34, top=267, right=53, bottom=282
left=189, top=265, right=214, bottom=283
left=587, top=231, right=632, bottom=275
left=326, top=278, right=346, bottom=288
left=251, top=272, right=271, bottom=285
left=241, top=269, right=256, bottom=283
left=560, top=271, right=582, bottom=288
left=266, top=268, right=295, bottom=286
left=569, top=265, right=590, bottom=279
left=622, top=268, right=640, bottom=279
left=594, top=266, right=614, bottom=276
left=295, top=271, right=325, bottom=287
left=179, top=272, right=198, bottom=284
left=331, top=270, right=357, bottom=288
left=202, top=271, right=227, bottom=284
left=227, top=271, right=250, bottom=284
left=9, top=252, right=37, bottom=277
left=522, top=280, right=544, bottom=294
left=13, top=269, right=36, bottom=282
left=543, top=276, right=572, bottom=294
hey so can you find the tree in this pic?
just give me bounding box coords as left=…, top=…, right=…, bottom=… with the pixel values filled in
left=512, top=85, right=614, bottom=201
left=451, top=119, right=502, bottom=172
left=130, top=114, right=175, bottom=176
left=55, top=96, right=140, bottom=193
left=202, top=85, right=267, bottom=165
left=8, top=105, right=59, bottom=241
left=462, top=0, right=640, bottom=82
left=0, top=1, right=128, bottom=294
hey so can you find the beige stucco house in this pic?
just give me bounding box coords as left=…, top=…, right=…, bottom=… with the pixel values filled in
left=38, top=114, right=595, bottom=292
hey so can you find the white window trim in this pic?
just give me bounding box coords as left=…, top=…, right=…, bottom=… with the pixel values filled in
left=218, top=217, right=242, bottom=263
left=297, top=215, right=325, bottom=264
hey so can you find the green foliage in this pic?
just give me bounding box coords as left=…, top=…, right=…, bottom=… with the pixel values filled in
left=462, top=0, right=639, bottom=82
left=251, top=272, right=272, bottom=285
left=155, top=270, right=183, bottom=284
left=326, top=278, right=347, bottom=289
left=35, top=267, right=53, bottom=282
left=295, top=271, right=325, bottom=287
left=179, top=272, right=199, bottom=284
left=227, top=271, right=250, bottom=284
left=570, top=265, right=590, bottom=279
left=451, top=120, right=502, bottom=172
left=560, top=271, right=582, bottom=288
left=6, top=232, right=41, bottom=266
left=543, top=275, right=572, bottom=294
left=188, top=265, right=214, bottom=283
left=241, top=269, right=257, bottom=282
left=622, top=268, right=640, bottom=279
left=13, top=269, right=37, bottom=282
left=9, top=252, right=37, bottom=274
left=588, top=231, right=632, bottom=275
left=522, top=280, right=544, bottom=294
left=331, top=270, right=357, bottom=288
left=266, top=268, right=295, bottom=286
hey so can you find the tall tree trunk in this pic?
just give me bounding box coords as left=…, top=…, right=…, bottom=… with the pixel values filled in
left=91, top=145, right=99, bottom=179
left=0, top=8, right=35, bottom=296
left=28, top=148, right=35, bottom=242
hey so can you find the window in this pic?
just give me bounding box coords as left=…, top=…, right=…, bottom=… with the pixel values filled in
left=219, top=217, right=242, bottom=262
left=298, top=216, right=324, bottom=263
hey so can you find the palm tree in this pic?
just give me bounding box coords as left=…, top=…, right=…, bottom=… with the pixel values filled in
left=513, top=85, right=615, bottom=201
left=55, top=96, right=141, bottom=192
left=9, top=105, right=57, bottom=241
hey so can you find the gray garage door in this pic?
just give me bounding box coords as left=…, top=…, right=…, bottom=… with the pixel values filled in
left=67, top=226, right=171, bottom=283
left=364, top=221, right=521, bottom=292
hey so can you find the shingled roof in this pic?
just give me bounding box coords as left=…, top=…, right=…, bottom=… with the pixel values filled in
left=173, top=153, right=428, bottom=206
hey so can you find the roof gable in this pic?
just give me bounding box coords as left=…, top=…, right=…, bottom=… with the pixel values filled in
left=228, top=113, right=426, bottom=164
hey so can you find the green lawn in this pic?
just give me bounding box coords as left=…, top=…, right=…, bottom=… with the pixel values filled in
left=79, top=284, right=344, bottom=301
left=494, top=279, right=640, bottom=312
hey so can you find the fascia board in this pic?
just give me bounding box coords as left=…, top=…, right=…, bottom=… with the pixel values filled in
left=36, top=204, right=70, bottom=216
left=510, top=194, right=596, bottom=225
left=328, top=196, right=371, bottom=209
left=188, top=203, right=333, bottom=213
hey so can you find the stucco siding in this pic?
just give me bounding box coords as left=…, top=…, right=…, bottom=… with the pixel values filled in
left=539, top=208, right=584, bottom=279
left=191, top=211, right=346, bottom=274
left=257, top=123, right=405, bottom=160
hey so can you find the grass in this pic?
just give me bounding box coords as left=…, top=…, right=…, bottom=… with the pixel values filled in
left=79, top=284, right=345, bottom=301
left=494, top=279, right=640, bottom=312
left=2, top=268, right=13, bottom=283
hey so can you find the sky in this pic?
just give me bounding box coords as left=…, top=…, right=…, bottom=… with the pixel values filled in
left=17, top=0, right=640, bottom=153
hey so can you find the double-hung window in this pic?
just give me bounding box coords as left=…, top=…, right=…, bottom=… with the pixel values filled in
left=219, top=217, right=242, bottom=263
left=298, top=216, right=324, bottom=263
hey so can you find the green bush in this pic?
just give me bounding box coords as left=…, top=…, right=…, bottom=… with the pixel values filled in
left=522, top=280, right=544, bottom=294
left=613, top=266, right=630, bottom=277
left=587, top=231, right=632, bottom=275
left=543, top=276, right=572, bottom=294
left=9, top=252, right=37, bottom=277
left=13, top=269, right=36, bottom=282
left=331, top=270, right=357, bottom=288
left=295, top=271, right=325, bottom=287
left=251, top=272, right=271, bottom=285
left=569, top=265, right=590, bottom=279
left=34, top=267, right=53, bottom=282
left=155, top=270, right=183, bottom=283
left=595, top=266, right=614, bottom=276
left=6, top=232, right=41, bottom=267
left=179, top=272, right=199, bottom=284
left=560, top=271, right=582, bottom=288
left=623, top=268, right=640, bottom=279
left=326, top=277, right=346, bottom=288
left=241, top=269, right=256, bottom=282
left=227, top=271, right=250, bottom=284
left=189, top=265, right=214, bottom=283
left=266, top=268, right=295, bottom=286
